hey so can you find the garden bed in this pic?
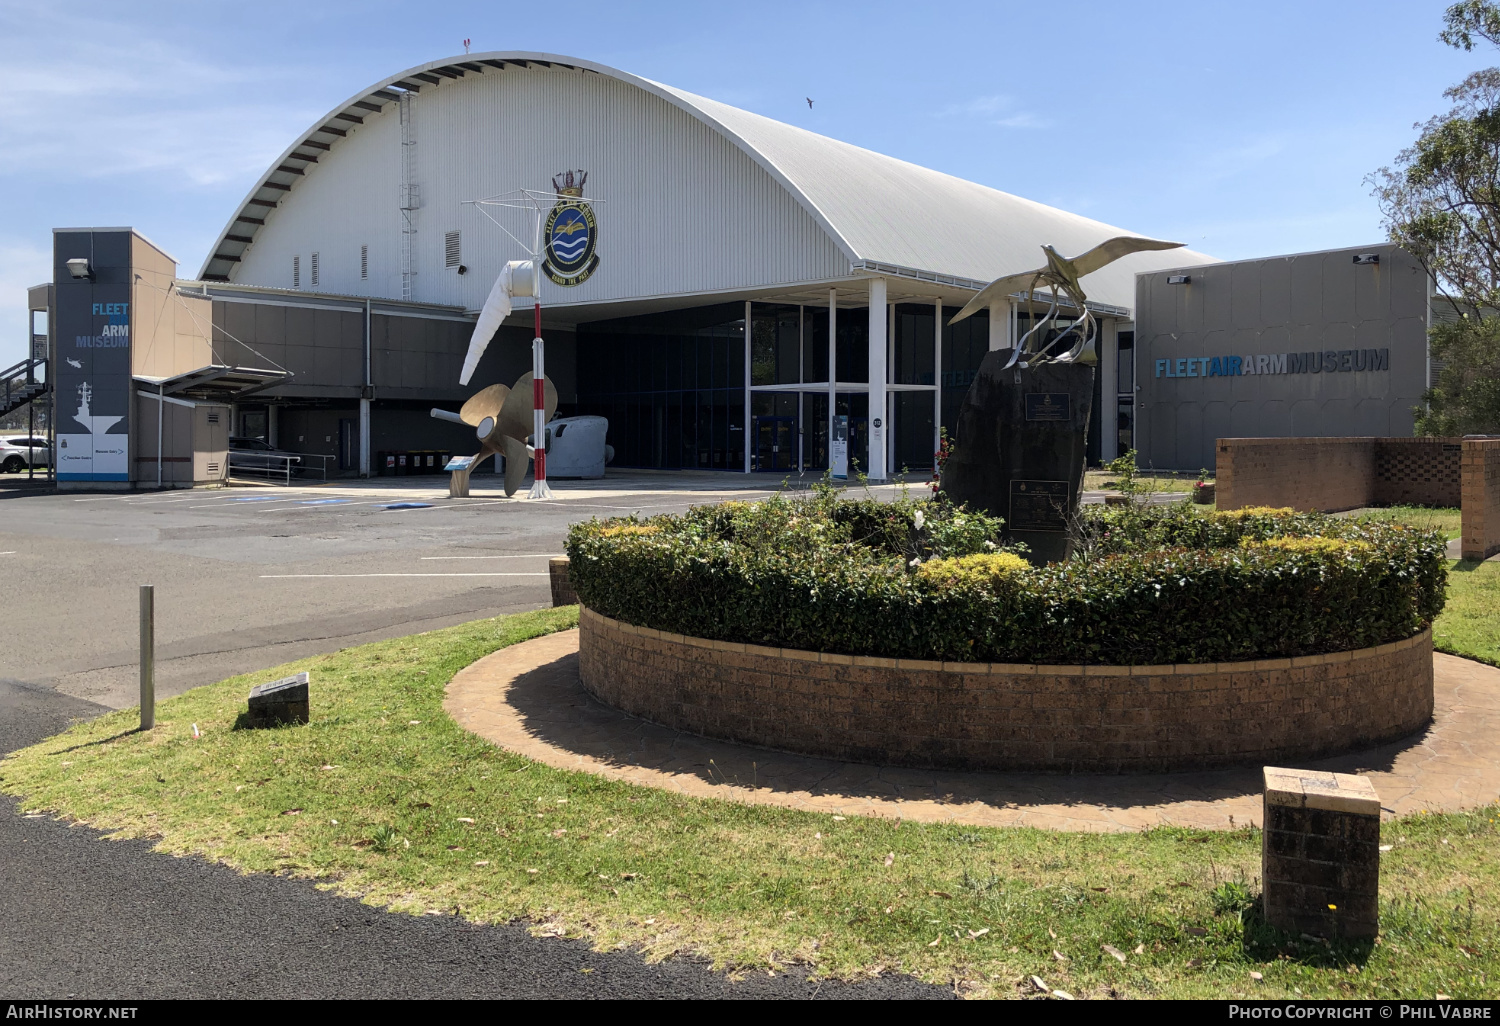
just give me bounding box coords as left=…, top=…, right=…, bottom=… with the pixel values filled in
left=567, top=493, right=1447, bottom=772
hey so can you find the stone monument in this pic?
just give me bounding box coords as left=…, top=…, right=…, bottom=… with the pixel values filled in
left=940, top=236, right=1183, bottom=564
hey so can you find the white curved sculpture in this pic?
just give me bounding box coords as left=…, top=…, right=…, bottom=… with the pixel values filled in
left=460, top=259, right=536, bottom=386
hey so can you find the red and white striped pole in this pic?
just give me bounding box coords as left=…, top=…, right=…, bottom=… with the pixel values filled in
left=528, top=294, right=552, bottom=499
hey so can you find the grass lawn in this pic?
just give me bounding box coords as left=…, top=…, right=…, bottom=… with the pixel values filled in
left=1438, top=559, right=1500, bottom=667
left=1082, top=470, right=1200, bottom=494
left=1350, top=506, right=1464, bottom=540
left=2, top=607, right=1496, bottom=999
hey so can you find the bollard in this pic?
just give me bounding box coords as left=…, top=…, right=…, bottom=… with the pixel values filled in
left=139, top=585, right=155, bottom=730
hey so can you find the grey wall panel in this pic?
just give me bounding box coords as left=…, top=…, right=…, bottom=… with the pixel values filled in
left=1260, top=258, right=1291, bottom=326
left=1290, top=255, right=1323, bottom=324
left=1135, top=243, right=1429, bottom=470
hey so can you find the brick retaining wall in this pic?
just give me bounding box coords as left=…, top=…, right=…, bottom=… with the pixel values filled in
left=1216, top=437, right=1463, bottom=513
left=577, top=607, right=1434, bottom=773
left=1463, top=439, right=1500, bottom=561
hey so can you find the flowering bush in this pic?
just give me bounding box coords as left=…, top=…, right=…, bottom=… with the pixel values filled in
left=566, top=497, right=1447, bottom=665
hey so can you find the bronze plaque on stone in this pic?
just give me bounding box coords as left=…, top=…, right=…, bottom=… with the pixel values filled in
left=1025, top=393, right=1071, bottom=421
left=1009, top=480, right=1070, bottom=532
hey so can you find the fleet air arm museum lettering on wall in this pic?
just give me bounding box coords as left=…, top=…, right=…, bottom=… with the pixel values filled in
left=76, top=303, right=131, bottom=347
left=1155, top=348, right=1389, bottom=379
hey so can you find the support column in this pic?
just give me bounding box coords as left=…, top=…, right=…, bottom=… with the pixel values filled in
left=743, top=300, right=753, bottom=473
left=1099, top=319, right=1119, bottom=462
left=358, top=398, right=371, bottom=478
left=988, top=301, right=1010, bottom=352
left=867, top=278, right=888, bottom=482
left=827, top=289, right=837, bottom=447
left=267, top=404, right=280, bottom=449
left=933, top=297, right=943, bottom=468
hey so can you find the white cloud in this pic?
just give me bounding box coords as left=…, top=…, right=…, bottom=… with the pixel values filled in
left=0, top=5, right=322, bottom=187
left=0, top=238, right=51, bottom=367
left=937, top=93, right=1049, bottom=129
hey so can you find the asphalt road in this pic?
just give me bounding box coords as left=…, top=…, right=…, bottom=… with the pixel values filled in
left=0, top=472, right=876, bottom=709
left=0, top=472, right=949, bottom=1000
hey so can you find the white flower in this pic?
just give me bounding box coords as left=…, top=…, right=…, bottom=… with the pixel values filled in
left=983, top=540, right=997, bottom=550
left=909, top=556, right=922, bottom=567
left=913, top=510, right=926, bottom=531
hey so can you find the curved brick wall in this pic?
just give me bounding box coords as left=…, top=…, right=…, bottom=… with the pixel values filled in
left=577, top=608, right=1434, bottom=773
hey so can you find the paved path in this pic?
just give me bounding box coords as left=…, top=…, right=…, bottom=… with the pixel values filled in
left=447, top=631, right=1500, bottom=832
left=0, top=680, right=949, bottom=999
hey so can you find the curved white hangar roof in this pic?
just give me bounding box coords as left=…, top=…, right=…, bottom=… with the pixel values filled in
left=200, top=52, right=1212, bottom=316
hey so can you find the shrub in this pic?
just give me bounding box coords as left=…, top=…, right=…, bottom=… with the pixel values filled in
left=916, top=552, right=1029, bottom=588
left=1244, top=536, right=1372, bottom=555
left=566, top=496, right=1447, bottom=665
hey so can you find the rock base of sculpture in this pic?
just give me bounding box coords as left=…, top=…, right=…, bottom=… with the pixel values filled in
left=940, top=354, right=1094, bottom=565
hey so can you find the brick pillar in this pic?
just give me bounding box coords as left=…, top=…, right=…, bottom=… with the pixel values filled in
left=550, top=556, right=578, bottom=607
left=1262, top=767, right=1381, bottom=939
left=1461, top=438, right=1500, bottom=562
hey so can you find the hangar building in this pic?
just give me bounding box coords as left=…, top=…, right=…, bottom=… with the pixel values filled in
left=32, top=51, right=1213, bottom=487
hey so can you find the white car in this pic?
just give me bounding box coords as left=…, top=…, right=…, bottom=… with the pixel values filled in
left=0, top=436, right=50, bottom=473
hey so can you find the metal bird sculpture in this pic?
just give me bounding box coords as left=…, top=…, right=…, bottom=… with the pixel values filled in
left=949, top=236, right=1184, bottom=370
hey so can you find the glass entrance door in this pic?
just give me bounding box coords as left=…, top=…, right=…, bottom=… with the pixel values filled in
left=753, top=415, right=796, bottom=471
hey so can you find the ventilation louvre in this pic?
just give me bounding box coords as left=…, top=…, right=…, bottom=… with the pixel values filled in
left=311, top=252, right=320, bottom=287
left=445, top=231, right=461, bottom=268
left=292, top=256, right=300, bottom=290
left=360, top=244, right=368, bottom=280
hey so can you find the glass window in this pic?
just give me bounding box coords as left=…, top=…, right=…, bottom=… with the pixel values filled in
left=802, top=306, right=829, bottom=384
left=836, top=309, right=868, bottom=384
left=1117, top=330, right=1135, bottom=395
left=575, top=303, right=748, bottom=469
left=893, top=305, right=936, bottom=386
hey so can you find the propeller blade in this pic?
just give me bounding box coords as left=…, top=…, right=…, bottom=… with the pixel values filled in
left=497, top=373, right=558, bottom=442
left=502, top=436, right=530, bottom=497
left=459, top=384, right=509, bottom=428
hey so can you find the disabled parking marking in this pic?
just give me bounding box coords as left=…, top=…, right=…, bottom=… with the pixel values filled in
left=378, top=502, right=435, bottom=510
left=298, top=499, right=352, bottom=505
left=259, top=572, right=549, bottom=578
left=420, top=553, right=564, bottom=559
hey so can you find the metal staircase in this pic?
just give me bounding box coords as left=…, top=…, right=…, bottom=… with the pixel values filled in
left=1, top=356, right=49, bottom=420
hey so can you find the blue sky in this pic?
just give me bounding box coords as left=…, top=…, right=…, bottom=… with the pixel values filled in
left=0, top=0, right=1481, bottom=365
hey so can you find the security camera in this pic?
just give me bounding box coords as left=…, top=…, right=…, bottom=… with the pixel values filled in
left=457, top=264, right=468, bottom=275
left=66, top=257, right=92, bottom=280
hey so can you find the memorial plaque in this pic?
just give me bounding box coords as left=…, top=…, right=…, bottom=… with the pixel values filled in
left=1025, top=393, right=1071, bottom=422
left=246, top=671, right=310, bottom=728
left=1008, top=480, right=1070, bottom=532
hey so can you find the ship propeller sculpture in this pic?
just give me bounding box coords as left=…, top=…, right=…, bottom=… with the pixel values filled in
left=433, top=372, right=558, bottom=497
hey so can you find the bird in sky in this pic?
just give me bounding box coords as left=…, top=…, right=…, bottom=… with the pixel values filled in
left=806, top=97, right=813, bottom=108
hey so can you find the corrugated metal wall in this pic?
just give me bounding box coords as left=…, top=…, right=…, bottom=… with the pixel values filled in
left=233, top=65, right=846, bottom=313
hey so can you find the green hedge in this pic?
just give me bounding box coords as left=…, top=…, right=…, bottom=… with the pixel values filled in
left=565, top=495, right=1448, bottom=665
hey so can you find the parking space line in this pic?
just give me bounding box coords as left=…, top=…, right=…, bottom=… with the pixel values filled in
left=259, top=572, right=550, bottom=578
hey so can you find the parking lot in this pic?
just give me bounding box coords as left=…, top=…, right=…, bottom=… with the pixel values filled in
left=1, top=470, right=907, bottom=710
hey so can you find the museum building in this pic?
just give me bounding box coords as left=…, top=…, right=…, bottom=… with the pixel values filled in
left=33, top=51, right=1220, bottom=486
left=31, top=52, right=1440, bottom=486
